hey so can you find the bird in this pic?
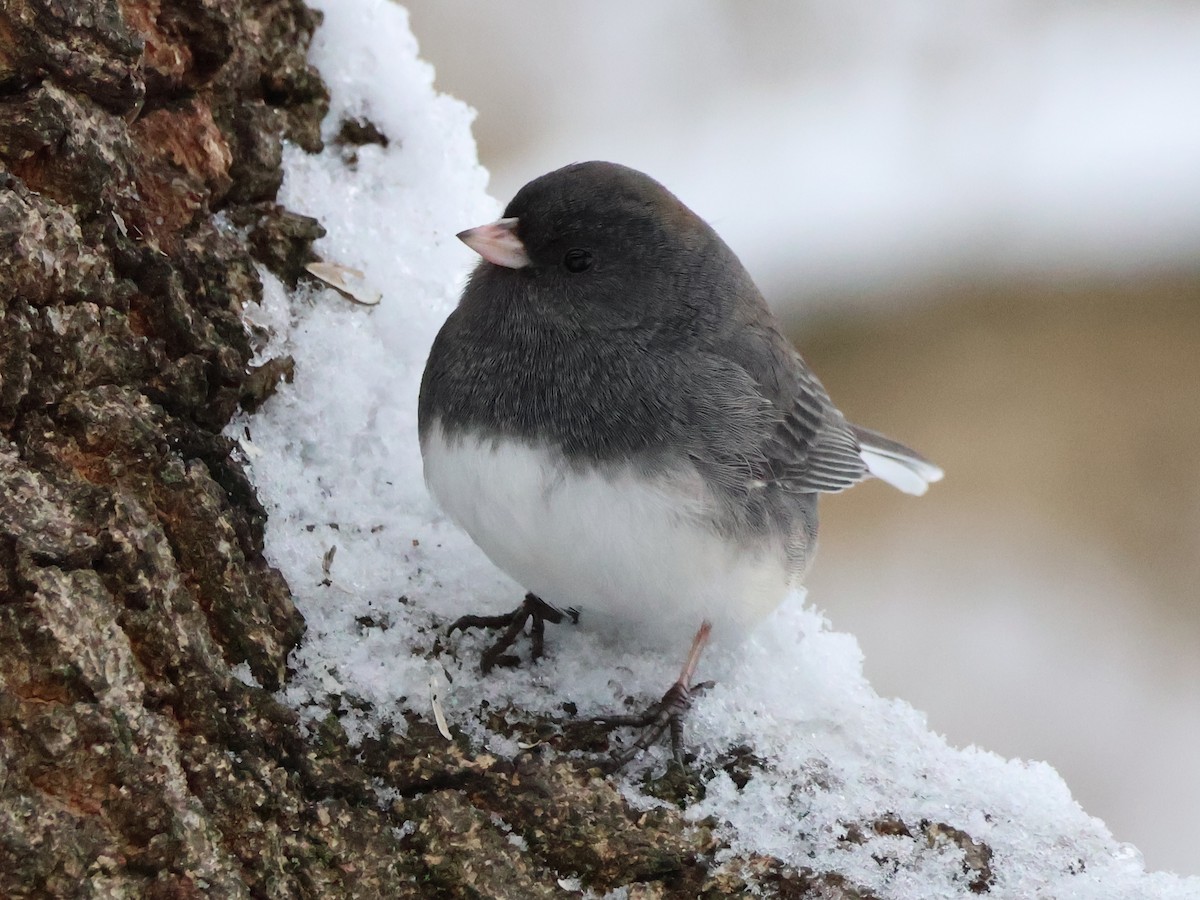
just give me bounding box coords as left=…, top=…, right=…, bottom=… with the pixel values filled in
left=418, top=161, right=942, bottom=767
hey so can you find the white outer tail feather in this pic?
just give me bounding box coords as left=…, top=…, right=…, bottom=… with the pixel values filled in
left=858, top=444, right=945, bottom=496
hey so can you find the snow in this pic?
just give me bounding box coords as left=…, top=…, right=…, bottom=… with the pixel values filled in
left=228, top=1, right=1200, bottom=897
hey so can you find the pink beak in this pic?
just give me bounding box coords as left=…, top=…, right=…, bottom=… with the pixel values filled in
left=457, top=217, right=530, bottom=269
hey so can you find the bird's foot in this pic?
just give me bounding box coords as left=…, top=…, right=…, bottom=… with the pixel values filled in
left=589, top=677, right=716, bottom=773
left=582, top=620, right=714, bottom=772
left=448, top=592, right=577, bottom=673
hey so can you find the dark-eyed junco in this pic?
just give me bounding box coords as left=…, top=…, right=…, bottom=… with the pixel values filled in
left=419, top=161, right=941, bottom=765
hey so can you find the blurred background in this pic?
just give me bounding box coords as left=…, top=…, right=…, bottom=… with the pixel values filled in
left=402, top=0, right=1200, bottom=875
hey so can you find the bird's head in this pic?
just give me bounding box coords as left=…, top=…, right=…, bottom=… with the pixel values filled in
left=457, top=161, right=748, bottom=333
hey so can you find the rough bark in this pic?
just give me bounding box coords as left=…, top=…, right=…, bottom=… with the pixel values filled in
left=0, top=2, right=993, bottom=897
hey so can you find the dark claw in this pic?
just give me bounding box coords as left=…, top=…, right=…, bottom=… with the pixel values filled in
left=479, top=651, right=517, bottom=674
left=668, top=714, right=685, bottom=764
left=447, top=612, right=521, bottom=632
left=448, top=593, right=571, bottom=674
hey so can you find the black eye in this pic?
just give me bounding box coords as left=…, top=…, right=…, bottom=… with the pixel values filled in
left=563, top=248, right=593, bottom=273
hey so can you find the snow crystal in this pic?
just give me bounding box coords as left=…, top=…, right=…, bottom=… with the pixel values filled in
left=229, top=1, right=1200, bottom=897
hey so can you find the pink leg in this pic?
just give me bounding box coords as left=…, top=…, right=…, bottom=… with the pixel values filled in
left=591, top=620, right=715, bottom=771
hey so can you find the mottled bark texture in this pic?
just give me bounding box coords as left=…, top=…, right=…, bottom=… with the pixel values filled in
left=0, top=3, right=993, bottom=898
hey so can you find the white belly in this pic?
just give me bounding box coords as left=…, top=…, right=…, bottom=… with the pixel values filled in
left=421, top=422, right=791, bottom=648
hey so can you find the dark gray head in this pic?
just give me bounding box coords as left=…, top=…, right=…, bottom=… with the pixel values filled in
left=457, top=161, right=752, bottom=333
left=421, top=162, right=777, bottom=460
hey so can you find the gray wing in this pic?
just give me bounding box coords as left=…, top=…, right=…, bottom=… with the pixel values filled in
left=698, top=286, right=940, bottom=498
left=711, top=315, right=868, bottom=495
left=756, top=352, right=868, bottom=493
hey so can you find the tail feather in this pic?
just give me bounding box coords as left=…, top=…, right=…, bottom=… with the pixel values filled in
left=851, top=424, right=944, bottom=497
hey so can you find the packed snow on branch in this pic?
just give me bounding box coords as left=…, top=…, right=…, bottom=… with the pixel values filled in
left=227, top=1, right=1200, bottom=897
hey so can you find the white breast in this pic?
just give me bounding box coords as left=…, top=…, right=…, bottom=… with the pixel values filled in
left=421, top=422, right=792, bottom=649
